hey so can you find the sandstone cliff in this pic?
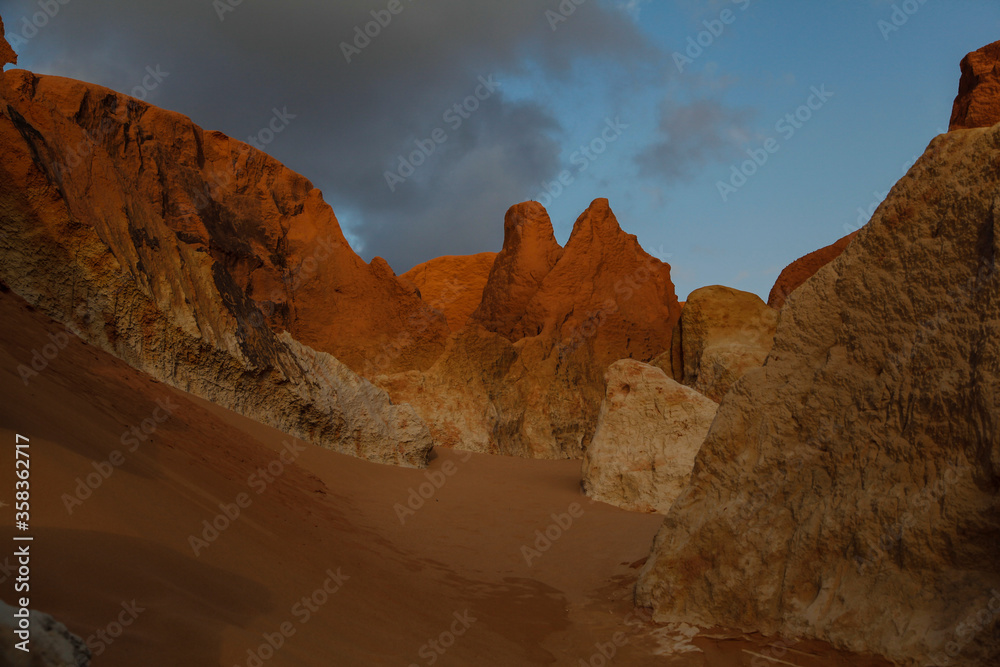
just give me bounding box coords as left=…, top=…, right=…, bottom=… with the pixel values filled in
left=658, top=285, right=777, bottom=402
left=0, top=69, right=433, bottom=467
left=0, top=16, right=16, bottom=69
left=379, top=199, right=682, bottom=459
left=401, top=252, right=496, bottom=332
left=950, top=40, right=1000, bottom=131
left=767, top=231, right=858, bottom=308
left=582, top=360, right=718, bottom=513
left=636, top=119, right=1000, bottom=667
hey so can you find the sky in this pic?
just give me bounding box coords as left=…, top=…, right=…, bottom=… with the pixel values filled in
left=1, top=0, right=998, bottom=300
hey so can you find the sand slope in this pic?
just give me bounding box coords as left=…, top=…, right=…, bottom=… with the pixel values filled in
left=0, top=289, right=889, bottom=666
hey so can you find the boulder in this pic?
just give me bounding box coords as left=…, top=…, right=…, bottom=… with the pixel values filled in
left=582, top=360, right=718, bottom=513
left=666, top=285, right=777, bottom=402
left=636, top=121, right=1000, bottom=667
left=0, top=600, right=91, bottom=666
left=950, top=40, right=1000, bottom=131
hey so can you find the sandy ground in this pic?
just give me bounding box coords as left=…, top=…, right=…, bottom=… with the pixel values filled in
left=0, top=289, right=893, bottom=666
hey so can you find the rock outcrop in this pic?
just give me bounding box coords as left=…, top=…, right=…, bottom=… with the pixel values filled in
left=1, top=16, right=16, bottom=69
left=379, top=199, right=682, bottom=458
left=0, top=69, right=433, bottom=467
left=470, top=202, right=565, bottom=339
left=582, top=360, right=718, bottom=513
left=474, top=199, right=680, bottom=367
left=767, top=232, right=858, bottom=308
left=661, top=285, right=777, bottom=402
left=636, top=122, right=1000, bottom=666
left=401, top=252, right=496, bottom=332
left=0, top=600, right=91, bottom=666
left=950, top=40, right=1000, bottom=131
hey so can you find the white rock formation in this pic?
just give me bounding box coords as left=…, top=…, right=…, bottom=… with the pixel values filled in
left=582, top=360, right=718, bottom=513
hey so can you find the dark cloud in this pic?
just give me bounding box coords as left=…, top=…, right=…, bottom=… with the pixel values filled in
left=0, top=0, right=746, bottom=270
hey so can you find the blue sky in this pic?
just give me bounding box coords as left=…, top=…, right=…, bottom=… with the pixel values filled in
left=2, top=0, right=998, bottom=299
left=509, top=0, right=999, bottom=297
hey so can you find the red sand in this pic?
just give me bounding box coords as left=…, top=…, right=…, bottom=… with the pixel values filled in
left=0, top=290, right=890, bottom=666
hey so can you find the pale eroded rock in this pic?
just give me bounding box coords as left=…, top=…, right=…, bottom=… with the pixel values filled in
left=636, top=122, right=1000, bottom=667
left=0, top=600, right=91, bottom=667
left=582, top=360, right=718, bottom=513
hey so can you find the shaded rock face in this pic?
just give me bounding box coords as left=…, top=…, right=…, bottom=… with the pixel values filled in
left=0, top=70, right=433, bottom=467
left=380, top=199, right=682, bottom=459
left=767, top=232, right=858, bottom=308
left=950, top=40, right=1000, bottom=131
left=636, top=125, right=1000, bottom=666
left=581, top=360, right=718, bottom=514
left=0, top=600, right=91, bottom=666
left=401, top=252, right=496, bottom=332
left=1, top=16, right=17, bottom=69
left=663, top=285, right=777, bottom=402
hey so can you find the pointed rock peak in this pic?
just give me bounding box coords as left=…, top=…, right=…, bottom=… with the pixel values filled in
left=1, top=16, right=18, bottom=69
left=369, top=256, right=396, bottom=278
left=502, top=201, right=561, bottom=254
left=950, top=40, right=1000, bottom=131
left=470, top=202, right=563, bottom=338
left=565, top=198, right=628, bottom=248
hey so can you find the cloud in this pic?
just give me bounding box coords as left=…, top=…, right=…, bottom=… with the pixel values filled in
left=2, top=0, right=666, bottom=271
left=635, top=97, right=753, bottom=180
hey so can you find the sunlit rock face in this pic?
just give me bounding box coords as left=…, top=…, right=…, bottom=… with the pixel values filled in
left=949, top=40, right=1000, bottom=131
left=0, top=70, right=434, bottom=467
left=379, top=198, right=682, bottom=459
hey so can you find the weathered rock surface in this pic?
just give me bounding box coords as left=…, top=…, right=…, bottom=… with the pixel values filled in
left=0, top=600, right=91, bottom=666
left=0, top=69, right=433, bottom=467
left=582, top=360, right=718, bottom=513
left=950, top=40, right=1000, bottom=131
left=1, top=16, right=16, bottom=70
left=401, top=252, right=496, bottom=332
left=767, top=232, right=858, bottom=308
left=380, top=199, right=682, bottom=458
left=663, top=285, right=777, bottom=402
left=636, top=123, right=1000, bottom=666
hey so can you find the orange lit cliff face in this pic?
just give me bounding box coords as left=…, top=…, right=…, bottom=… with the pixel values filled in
left=0, top=16, right=17, bottom=68
left=0, top=69, right=441, bottom=467
left=377, top=198, right=682, bottom=460
left=0, top=67, right=449, bottom=378
left=767, top=231, right=859, bottom=308
left=471, top=198, right=681, bottom=368
left=950, top=39, right=1000, bottom=131
left=401, top=252, right=497, bottom=332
